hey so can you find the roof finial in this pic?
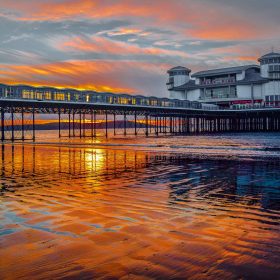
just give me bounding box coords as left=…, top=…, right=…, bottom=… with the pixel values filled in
left=271, top=46, right=274, bottom=53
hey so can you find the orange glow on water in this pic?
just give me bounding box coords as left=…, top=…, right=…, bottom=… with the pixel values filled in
left=0, top=143, right=279, bottom=279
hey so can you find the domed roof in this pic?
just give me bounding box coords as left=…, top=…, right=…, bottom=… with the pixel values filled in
left=167, top=66, right=191, bottom=74
left=258, top=52, right=280, bottom=61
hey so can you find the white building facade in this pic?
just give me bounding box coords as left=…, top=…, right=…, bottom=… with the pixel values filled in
left=166, top=52, right=280, bottom=109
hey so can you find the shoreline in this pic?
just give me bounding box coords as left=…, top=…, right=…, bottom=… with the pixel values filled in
left=2, top=140, right=280, bottom=163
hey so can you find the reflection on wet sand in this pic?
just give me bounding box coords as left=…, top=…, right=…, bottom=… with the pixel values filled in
left=0, top=144, right=280, bottom=279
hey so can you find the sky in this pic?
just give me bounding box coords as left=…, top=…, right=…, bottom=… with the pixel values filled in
left=0, top=0, right=279, bottom=97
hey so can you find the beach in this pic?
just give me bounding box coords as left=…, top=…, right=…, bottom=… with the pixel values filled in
left=0, top=132, right=280, bottom=279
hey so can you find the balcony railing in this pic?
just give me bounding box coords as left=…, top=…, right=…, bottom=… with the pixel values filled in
left=199, top=93, right=237, bottom=100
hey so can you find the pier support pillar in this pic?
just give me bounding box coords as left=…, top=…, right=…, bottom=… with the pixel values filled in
left=11, top=107, right=14, bottom=142
left=134, top=112, right=137, bottom=135
left=79, top=112, right=82, bottom=138
left=113, top=113, right=116, bottom=136
left=72, top=112, right=75, bottom=137
left=83, top=112, right=86, bottom=137
left=105, top=111, right=108, bottom=138
left=93, top=111, right=96, bottom=137
left=1, top=108, right=4, bottom=142
left=32, top=108, right=35, bottom=141
left=21, top=108, right=24, bottom=141
left=58, top=109, right=61, bottom=138
left=90, top=110, right=93, bottom=138
left=145, top=114, right=149, bottom=137
left=68, top=111, right=71, bottom=138
left=155, top=116, right=159, bottom=136
left=124, top=112, right=127, bottom=136
left=263, top=117, right=267, bottom=131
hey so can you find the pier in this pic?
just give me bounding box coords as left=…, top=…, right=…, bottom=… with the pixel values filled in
left=0, top=84, right=280, bottom=141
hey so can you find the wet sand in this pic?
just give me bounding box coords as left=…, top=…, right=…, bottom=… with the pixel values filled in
left=0, top=136, right=280, bottom=279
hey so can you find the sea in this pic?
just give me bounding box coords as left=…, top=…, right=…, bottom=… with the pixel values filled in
left=0, top=130, right=280, bottom=279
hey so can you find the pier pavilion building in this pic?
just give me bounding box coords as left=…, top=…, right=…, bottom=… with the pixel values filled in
left=167, top=52, right=280, bottom=109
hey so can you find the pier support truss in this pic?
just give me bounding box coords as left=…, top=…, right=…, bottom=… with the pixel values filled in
left=0, top=104, right=280, bottom=142
left=1, top=107, right=35, bottom=141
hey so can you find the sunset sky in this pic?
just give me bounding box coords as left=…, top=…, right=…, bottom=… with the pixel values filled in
left=0, top=0, right=279, bottom=96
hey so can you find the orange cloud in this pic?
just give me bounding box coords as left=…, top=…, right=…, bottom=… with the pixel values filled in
left=200, top=44, right=261, bottom=64
left=2, top=0, right=279, bottom=40
left=0, top=60, right=171, bottom=95
left=106, top=28, right=149, bottom=36
left=0, top=0, right=278, bottom=97
left=0, top=62, right=131, bottom=93
left=60, top=36, right=189, bottom=57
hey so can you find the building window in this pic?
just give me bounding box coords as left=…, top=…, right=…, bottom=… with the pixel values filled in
left=54, top=92, right=65, bottom=101
left=265, top=95, right=280, bottom=107
left=204, top=86, right=236, bottom=99
left=22, top=90, right=34, bottom=99
left=269, top=72, right=280, bottom=79
left=44, top=91, right=52, bottom=99
left=35, top=91, right=43, bottom=100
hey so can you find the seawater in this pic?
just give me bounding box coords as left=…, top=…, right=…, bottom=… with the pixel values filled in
left=0, top=131, right=280, bottom=279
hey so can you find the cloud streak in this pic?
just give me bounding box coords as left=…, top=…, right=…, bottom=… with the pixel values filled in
left=59, top=36, right=189, bottom=58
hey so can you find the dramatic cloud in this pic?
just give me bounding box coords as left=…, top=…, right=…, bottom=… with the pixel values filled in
left=0, top=0, right=279, bottom=96
left=58, top=36, right=190, bottom=58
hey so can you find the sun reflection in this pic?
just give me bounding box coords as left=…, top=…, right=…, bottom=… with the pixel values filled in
left=84, top=149, right=105, bottom=173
